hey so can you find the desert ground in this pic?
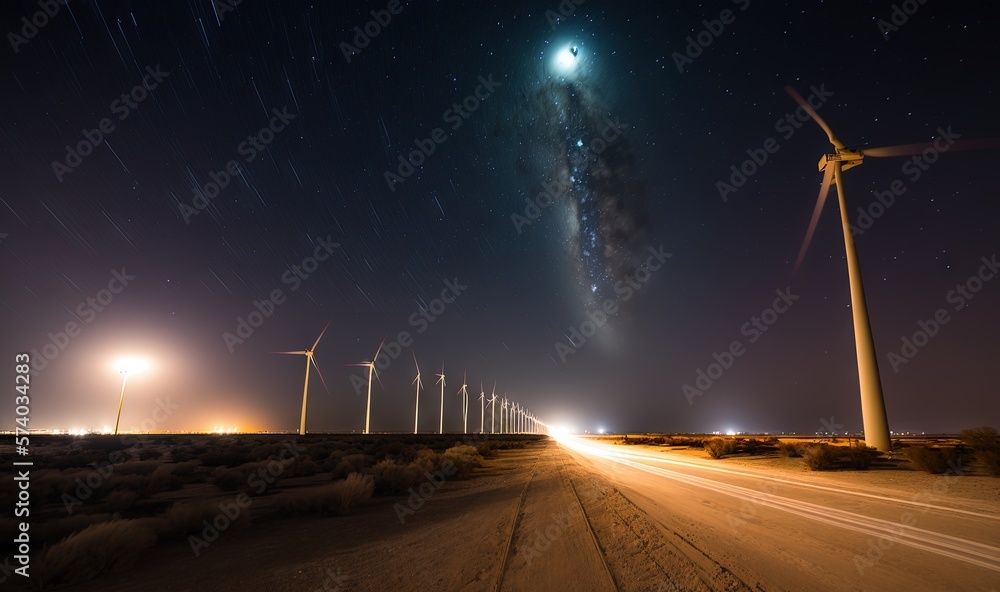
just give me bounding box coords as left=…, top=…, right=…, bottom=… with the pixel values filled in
left=3, top=433, right=999, bottom=591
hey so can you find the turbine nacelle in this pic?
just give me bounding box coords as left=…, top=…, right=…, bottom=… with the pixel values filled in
left=819, top=148, right=864, bottom=173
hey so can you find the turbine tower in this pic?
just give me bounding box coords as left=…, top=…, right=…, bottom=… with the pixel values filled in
left=458, top=371, right=469, bottom=434
left=271, top=321, right=331, bottom=435
left=436, top=362, right=446, bottom=434
left=346, top=336, right=386, bottom=435
left=412, top=352, right=422, bottom=435
left=478, top=383, right=485, bottom=434
left=785, top=85, right=1000, bottom=451
left=488, top=386, right=498, bottom=435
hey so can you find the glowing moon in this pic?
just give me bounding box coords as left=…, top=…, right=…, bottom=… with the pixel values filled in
left=553, top=45, right=580, bottom=74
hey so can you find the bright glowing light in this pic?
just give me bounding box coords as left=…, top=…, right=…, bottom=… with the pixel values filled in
left=598, top=428, right=606, bottom=435
left=726, top=430, right=737, bottom=436
left=552, top=45, right=580, bottom=75
left=115, top=357, right=150, bottom=374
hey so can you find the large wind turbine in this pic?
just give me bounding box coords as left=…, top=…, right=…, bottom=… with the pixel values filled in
left=478, top=383, right=485, bottom=434
left=785, top=86, right=1000, bottom=452
left=436, top=362, right=446, bottom=434
left=272, top=321, right=331, bottom=435
left=458, top=371, right=469, bottom=434
left=411, top=352, right=422, bottom=435
left=347, top=336, right=386, bottom=435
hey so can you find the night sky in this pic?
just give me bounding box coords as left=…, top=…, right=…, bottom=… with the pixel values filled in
left=2, top=1, right=998, bottom=435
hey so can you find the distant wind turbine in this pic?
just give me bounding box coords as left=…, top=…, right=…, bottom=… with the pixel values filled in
left=346, top=336, right=386, bottom=435
left=412, top=352, right=422, bottom=435
left=458, top=371, right=469, bottom=434
left=478, top=383, right=485, bottom=434
left=436, top=362, right=446, bottom=434
left=488, top=387, right=498, bottom=435
left=271, top=321, right=332, bottom=435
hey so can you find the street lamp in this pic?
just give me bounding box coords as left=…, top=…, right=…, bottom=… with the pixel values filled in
left=114, top=358, right=147, bottom=435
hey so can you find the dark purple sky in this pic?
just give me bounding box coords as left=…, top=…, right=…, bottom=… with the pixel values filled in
left=2, top=1, right=997, bottom=435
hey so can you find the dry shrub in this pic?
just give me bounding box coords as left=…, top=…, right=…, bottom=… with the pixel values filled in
left=442, top=445, right=482, bottom=479
left=846, top=441, right=880, bottom=470
left=35, top=513, right=114, bottom=546
left=705, top=438, right=737, bottom=459
left=369, top=459, right=420, bottom=495
left=906, top=446, right=964, bottom=474
left=803, top=444, right=839, bottom=470
left=332, top=454, right=370, bottom=479
left=36, top=519, right=157, bottom=589
left=961, top=426, right=1000, bottom=476
left=161, top=499, right=241, bottom=536
left=778, top=442, right=802, bottom=458
left=114, top=461, right=160, bottom=476
left=102, top=489, right=139, bottom=512
left=278, top=473, right=374, bottom=516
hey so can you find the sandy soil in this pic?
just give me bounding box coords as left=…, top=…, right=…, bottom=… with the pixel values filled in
left=44, top=436, right=1000, bottom=591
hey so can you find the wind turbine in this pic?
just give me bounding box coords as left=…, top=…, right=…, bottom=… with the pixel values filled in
left=436, top=362, right=446, bottom=434
left=346, top=336, right=386, bottom=435
left=412, top=352, right=422, bottom=435
left=501, top=396, right=508, bottom=434
left=458, top=371, right=469, bottom=434
left=488, top=385, right=498, bottom=434
left=785, top=86, right=1000, bottom=452
left=478, top=382, right=485, bottom=434
left=272, top=321, right=331, bottom=435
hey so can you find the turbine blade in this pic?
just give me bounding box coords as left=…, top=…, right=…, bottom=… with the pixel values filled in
left=372, top=336, right=387, bottom=363
left=793, top=165, right=835, bottom=274
left=412, top=351, right=420, bottom=374
left=373, top=367, right=384, bottom=389
left=311, top=357, right=331, bottom=396
left=311, top=320, right=332, bottom=351
left=272, top=351, right=307, bottom=355
left=784, top=86, right=843, bottom=149
left=865, top=137, right=1000, bottom=158
left=344, top=363, right=369, bottom=367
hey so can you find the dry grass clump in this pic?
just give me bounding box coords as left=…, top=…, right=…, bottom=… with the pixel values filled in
left=277, top=473, right=375, bottom=516
left=36, top=519, right=157, bottom=589
left=802, top=443, right=839, bottom=470
left=705, top=437, right=737, bottom=459
left=778, top=442, right=802, bottom=458
left=905, top=446, right=964, bottom=474
left=961, top=426, right=1000, bottom=476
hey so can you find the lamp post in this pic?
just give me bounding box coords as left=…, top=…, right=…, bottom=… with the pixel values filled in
left=113, top=358, right=147, bottom=435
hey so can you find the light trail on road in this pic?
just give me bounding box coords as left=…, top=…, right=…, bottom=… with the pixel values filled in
left=555, top=435, right=1000, bottom=573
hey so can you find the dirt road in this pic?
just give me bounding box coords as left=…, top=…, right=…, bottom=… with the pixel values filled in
left=68, top=437, right=999, bottom=591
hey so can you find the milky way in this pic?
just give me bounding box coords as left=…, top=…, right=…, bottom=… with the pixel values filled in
left=512, top=43, right=649, bottom=312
